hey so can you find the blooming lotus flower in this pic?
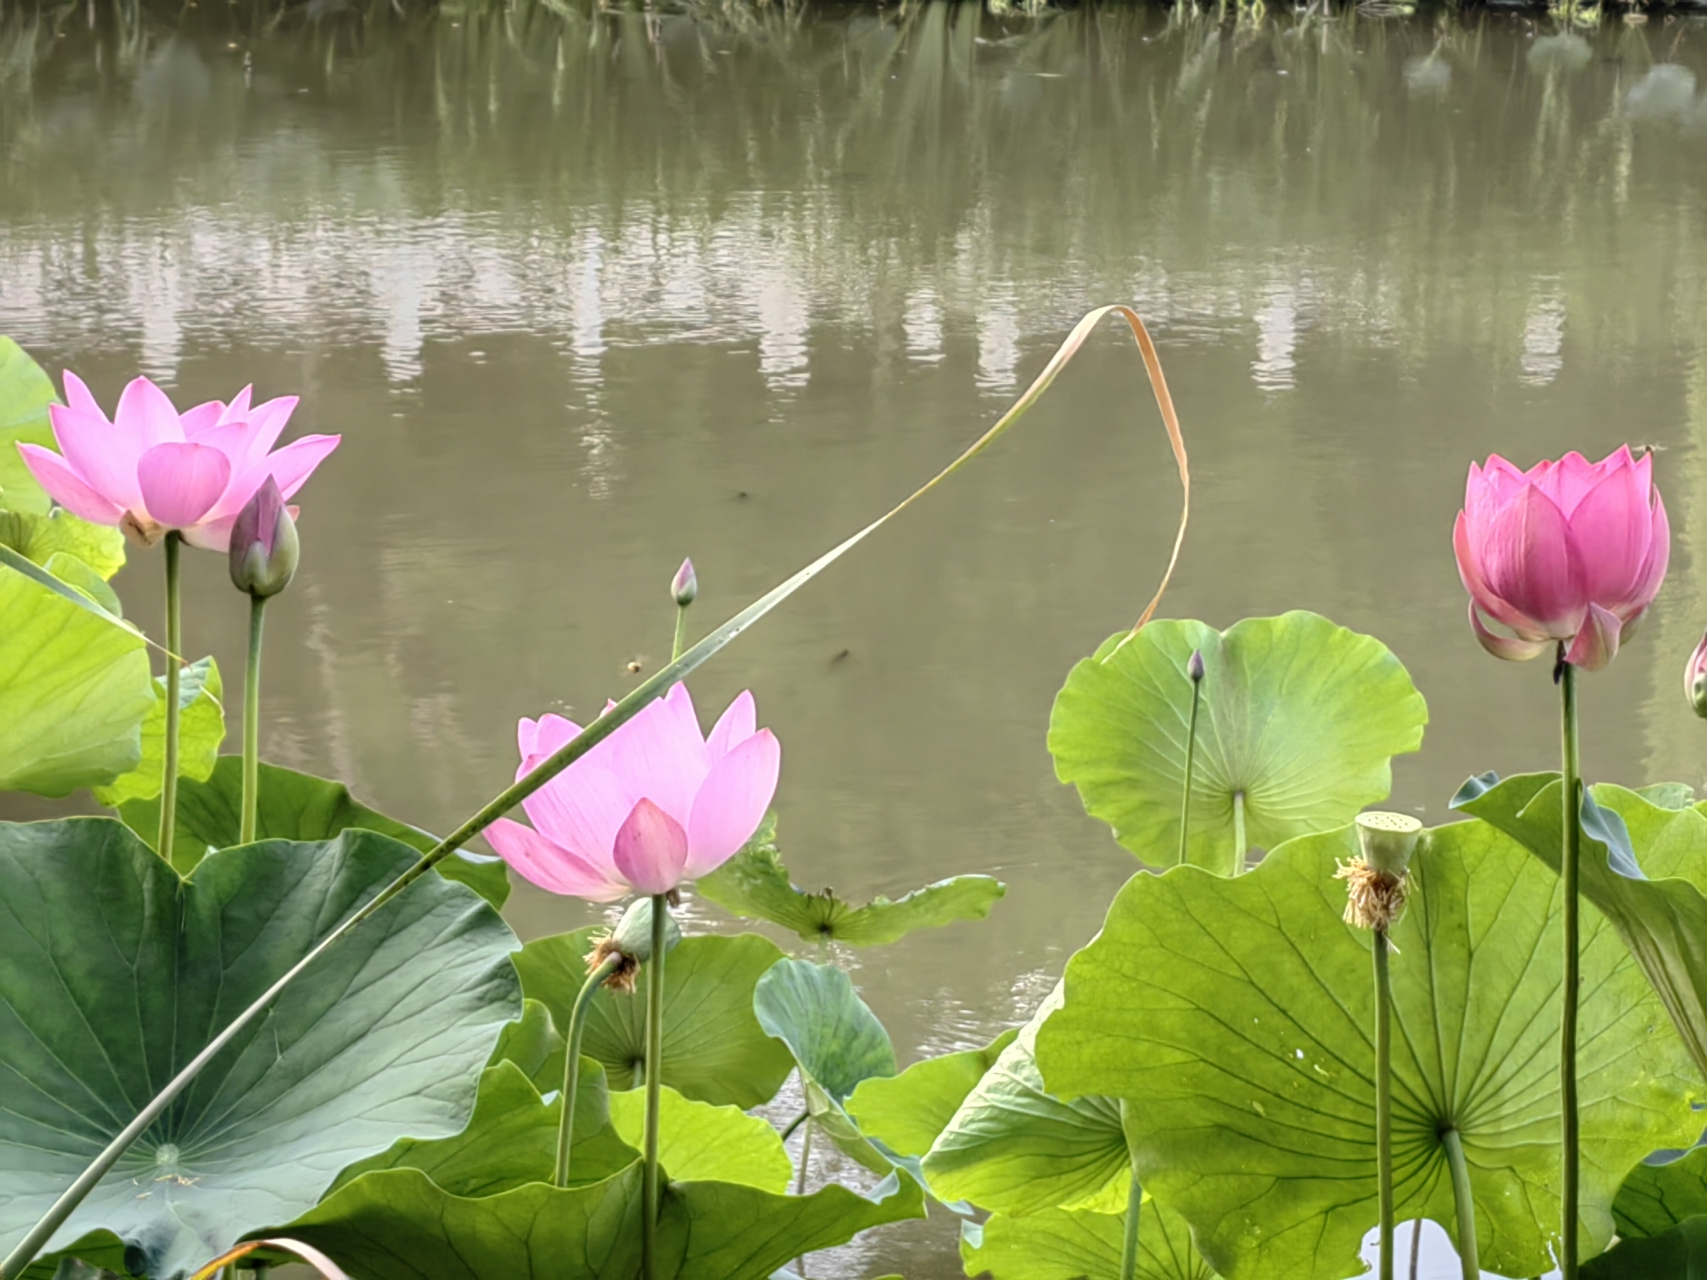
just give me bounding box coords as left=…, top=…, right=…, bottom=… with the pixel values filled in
left=1453, top=446, right=1669, bottom=671
left=16, top=372, right=339, bottom=551
left=486, top=683, right=781, bottom=901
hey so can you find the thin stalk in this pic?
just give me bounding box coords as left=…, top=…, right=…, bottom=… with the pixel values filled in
left=780, top=1109, right=810, bottom=1141
left=642, top=893, right=666, bottom=1280
left=240, top=595, right=266, bottom=845
left=1119, top=1156, right=1142, bottom=1280
left=672, top=605, right=688, bottom=664
left=1375, top=928, right=1395, bottom=1280
left=1409, top=1218, right=1422, bottom=1280
left=1177, top=671, right=1203, bottom=865
left=1231, top=790, right=1247, bottom=877
left=1559, top=657, right=1581, bottom=1280
left=555, top=955, right=622, bottom=1188
left=158, top=532, right=183, bottom=859
left=794, top=1120, right=814, bottom=1278
left=1441, top=1127, right=1480, bottom=1280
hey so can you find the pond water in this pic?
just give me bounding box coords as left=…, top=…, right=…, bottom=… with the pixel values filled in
left=4, top=2, right=1707, bottom=1274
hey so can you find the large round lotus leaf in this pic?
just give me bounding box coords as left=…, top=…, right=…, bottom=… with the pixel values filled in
left=846, top=1029, right=1017, bottom=1160
left=513, top=929, right=793, bottom=1108
left=1581, top=1215, right=1707, bottom=1278
left=0, top=337, right=57, bottom=515
left=1033, top=818, right=1697, bottom=1280
left=1048, top=613, right=1427, bottom=870
left=1614, top=1147, right=1707, bottom=1241
left=91, top=657, right=225, bottom=808
left=963, top=1200, right=1217, bottom=1280
left=0, top=818, right=521, bottom=1280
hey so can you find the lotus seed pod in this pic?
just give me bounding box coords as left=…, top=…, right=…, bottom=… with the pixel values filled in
left=1356, top=811, right=1423, bottom=879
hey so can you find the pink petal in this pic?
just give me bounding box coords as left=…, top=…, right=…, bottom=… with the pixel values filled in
left=1536, top=450, right=1601, bottom=517
left=520, top=758, right=634, bottom=874
left=113, top=377, right=185, bottom=449
left=179, top=401, right=226, bottom=439
left=15, top=444, right=124, bottom=525
left=1624, top=490, right=1670, bottom=618
left=61, top=370, right=107, bottom=421
left=612, top=798, right=690, bottom=896
left=136, top=443, right=232, bottom=529
left=1565, top=603, right=1623, bottom=672
left=706, top=691, right=758, bottom=762
left=262, top=433, right=340, bottom=500
left=240, top=395, right=299, bottom=456
left=1566, top=460, right=1651, bottom=609
left=1479, top=483, right=1585, bottom=638
left=606, top=683, right=709, bottom=827
left=485, top=817, right=628, bottom=902
left=217, top=386, right=255, bottom=426
left=50, top=403, right=143, bottom=512
left=685, top=728, right=781, bottom=878
left=1468, top=601, right=1552, bottom=663
left=180, top=513, right=239, bottom=552
left=519, top=713, right=582, bottom=763
left=1453, top=512, right=1548, bottom=640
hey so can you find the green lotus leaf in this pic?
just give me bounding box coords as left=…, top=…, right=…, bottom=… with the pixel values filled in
left=0, top=507, right=125, bottom=581
left=1455, top=775, right=1707, bottom=1081
left=285, top=1160, right=924, bottom=1279
left=489, top=998, right=565, bottom=1093
left=0, top=818, right=521, bottom=1280
left=607, top=1086, right=793, bottom=1192
left=1614, top=1147, right=1707, bottom=1240
left=697, top=816, right=1004, bottom=946
left=924, top=984, right=1129, bottom=1216
left=330, top=1060, right=634, bottom=1197
left=962, top=1199, right=1217, bottom=1280
left=1033, top=818, right=1698, bottom=1280
left=0, top=337, right=57, bottom=515
left=0, top=569, right=153, bottom=797
left=117, top=756, right=507, bottom=907
left=1048, top=613, right=1427, bottom=870
left=91, top=657, right=225, bottom=808
left=513, top=929, right=793, bottom=1108
left=846, top=1028, right=1018, bottom=1159
left=40, top=552, right=121, bottom=616
left=1581, top=1215, right=1707, bottom=1278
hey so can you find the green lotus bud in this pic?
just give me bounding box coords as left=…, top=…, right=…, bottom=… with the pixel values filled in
left=1187, top=649, right=1205, bottom=683
left=588, top=897, right=681, bottom=992
left=671, top=558, right=698, bottom=607
left=1687, top=630, right=1707, bottom=719
left=228, top=476, right=299, bottom=598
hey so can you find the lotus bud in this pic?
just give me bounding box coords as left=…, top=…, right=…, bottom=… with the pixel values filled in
left=1187, top=649, right=1205, bottom=683
left=228, top=476, right=299, bottom=599
left=587, top=897, right=682, bottom=993
left=1688, top=631, right=1707, bottom=719
left=1335, top=812, right=1423, bottom=932
left=670, top=558, right=698, bottom=607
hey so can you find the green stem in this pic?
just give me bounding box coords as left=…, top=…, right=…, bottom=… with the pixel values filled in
left=1442, top=1127, right=1480, bottom=1280
left=794, top=1120, right=814, bottom=1277
left=642, top=893, right=666, bottom=1280
left=1119, top=1155, right=1142, bottom=1280
left=158, top=531, right=183, bottom=860
left=1409, top=1218, right=1422, bottom=1280
left=1177, top=675, right=1202, bottom=866
left=1375, top=928, right=1395, bottom=1280
left=780, top=1109, right=810, bottom=1141
left=1231, top=790, right=1247, bottom=877
left=241, top=595, right=266, bottom=846
left=555, top=955, right=621, bottom=1188
left=1560, top=656, right=1581, bottom=1280
left=672, top=604, right=688, bottom=663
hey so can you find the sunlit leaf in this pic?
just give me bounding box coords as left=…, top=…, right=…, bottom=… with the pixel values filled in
left=0, top=507, right=125, bottom=581
left=962, top=1198, right=1218, bottom=1280
left=91, top=657, right=224, bottom=808
left=1048, top=613, right=1427, bottom=870
left=608, top=1086, right=793, bottom=1193
left=0, top=337, right=57, bottom=515
left=1033, top=819, right=1697, bottom=1280
left=846, top=1029, right=1018, bottom=1159
left=1615, top=1147, right=1707, bottom=1241
left=1580, top=1215, right=1707, bottom=1278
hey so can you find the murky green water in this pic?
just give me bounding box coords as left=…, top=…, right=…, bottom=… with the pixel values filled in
left=4, top=2, right=1707, bottom=1273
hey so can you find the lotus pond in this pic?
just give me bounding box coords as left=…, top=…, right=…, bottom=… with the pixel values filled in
left=4, top=3, right=1707, bottom=1279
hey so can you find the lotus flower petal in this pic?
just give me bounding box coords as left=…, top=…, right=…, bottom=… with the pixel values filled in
left=486, top=818, right=627, bottom=902
left=685, top=729, right=781, bottom=877
left=116, top=377, right=186, bottom=449
left=606, top=684, right=709, bottom=827
left=1480, top=484, right=1584, bottom=637
left=50, top=402, right=144, bottom=513
left=612, top=799, right=691, bottom=896
left=61, top=370, right=106, bottom=421
left=520, top=758, right=633, bottom=876
left=1468, top=601, right=1552, bottom=662
left=1453, top=512, right=1548, bottom=640
left=1565, top=603, right=1624, bottom=672
left=1568, top=459, right=1652, bottom=608
left=705, top=690, right=758, bottom=762
left=15, top=444, right=125, bottom=524
left=136, top=443, right=232, bottom=528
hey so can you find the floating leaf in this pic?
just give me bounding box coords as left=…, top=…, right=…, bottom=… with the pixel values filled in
left=607, top=1086, right=793, bottom=1193
left=846, top=1029, right=1018, bottom=1159
left=697, top=817, right=1004, bottom=945
left=1615, top=1147, right=1707, bottom=1241
left=0, top=337, right=57, bottom=515
left=0, top=819, right=521, bottom=1280
left=962, top=1199, right=1217, bottom=1280
left=0, top=568, right=153, bottom=797
left=1048, top=613, right=1427, bottom=870
left=924, top=985, right=1129, bottom=1216
left=513, top=929, right=794, bottom=1108
left=1033, top=819, right=1697, bottom=1280
left=91, top=657, right=224, bottom=808
left=117, top=756, right=508, bottom=907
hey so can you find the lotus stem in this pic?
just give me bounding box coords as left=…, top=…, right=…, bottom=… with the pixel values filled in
left=1232, top=790, right=1247, bottom=877
left=1178, top=650, right=1204, bottom=866
left=1120, top=1155, right=1142, bottom=1280
left=642, top=892, right=667, bottom=1280
left=555, top=954, right=622, bottom=1188
left=780, top=1109, right=809, bottom=1141
left=158, top=531, right=183, bottom=859
left=1559, top=655, right=1581, bottom=1280
left=1409, top=1218, right=1422, bottom=1280
left=794, top=1119, right=815, bottom=1277
left=241, top=595, right=266, bottom=846
left=672, top=607, right=689, bottom=665
left=1375, top=928, right=1395, bottom=1280
left=1442, top=1127, right=1480, bottom=1280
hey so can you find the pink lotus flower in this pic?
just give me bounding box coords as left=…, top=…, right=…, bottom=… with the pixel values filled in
left=16, top=372, right=340, bottom=551
left=1453, top=446, right=1669, bottom=671
left=486, top=683, right=781, bottom=900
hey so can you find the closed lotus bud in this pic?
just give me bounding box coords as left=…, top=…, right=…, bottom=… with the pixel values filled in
left=588, top=897, right=682, bottom=992
left=1688, top=631, right=1707, bottom=719
left=228, top=476, right=299, bottom=598
left=671, top=557, right=698, bottom=607
left=1187, top=649, right=1205, bottom=683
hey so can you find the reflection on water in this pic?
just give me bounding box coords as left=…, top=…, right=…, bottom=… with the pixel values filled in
left=4, top=3, right=1707, bottom=1273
